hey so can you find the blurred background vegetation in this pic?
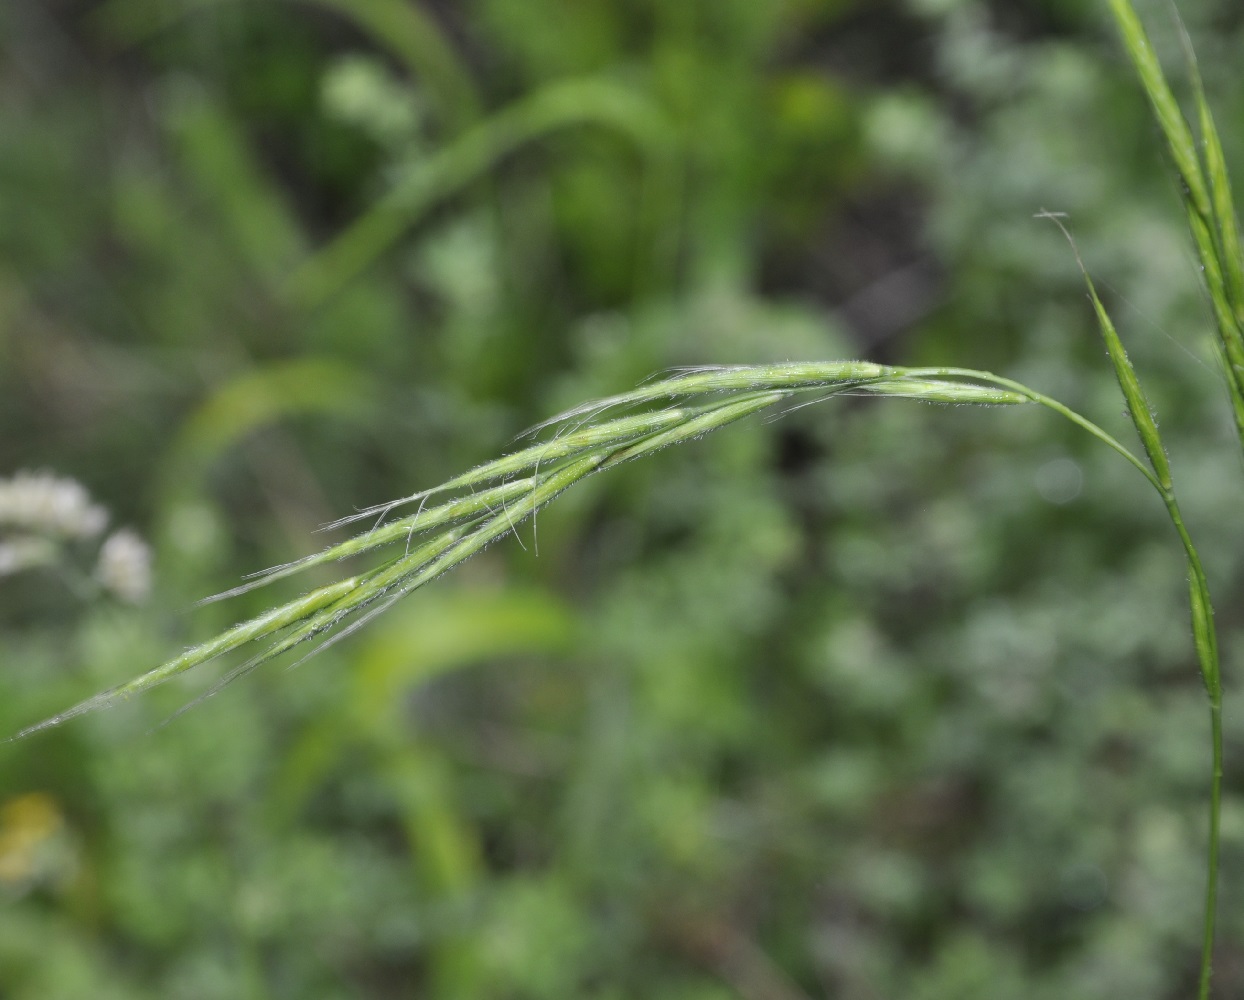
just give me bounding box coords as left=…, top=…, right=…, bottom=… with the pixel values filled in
left=1, top=0, right=1243, bottom=997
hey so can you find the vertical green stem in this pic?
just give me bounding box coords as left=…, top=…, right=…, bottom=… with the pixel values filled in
left=1201, top=699, right=1223, bottom=1000
left=1163, top=497, right=1222, bottom=1000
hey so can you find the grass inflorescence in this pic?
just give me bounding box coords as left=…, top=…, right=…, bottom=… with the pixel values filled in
left=2, top=352, right=1188, bottom=751
left=10, top=364, right=1043, bottom=741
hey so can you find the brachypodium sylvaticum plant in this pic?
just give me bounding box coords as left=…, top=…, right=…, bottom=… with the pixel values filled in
left=12, top=2, right=1240, bottom=996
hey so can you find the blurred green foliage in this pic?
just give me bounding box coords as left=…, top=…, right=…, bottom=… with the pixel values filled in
left=1, top=0, right=1242, bottom=997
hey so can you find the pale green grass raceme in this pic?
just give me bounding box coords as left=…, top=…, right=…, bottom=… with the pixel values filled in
left=4, top=360, right=1183, bottom=748
left=10, top=363, right=1041, bottom=741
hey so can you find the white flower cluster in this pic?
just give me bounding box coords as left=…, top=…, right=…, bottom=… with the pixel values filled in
left=0, top=470, right=153, bottom=603
left=0, top=471, right=108, bottom=539
left=94, top=529, right=153, bottom=604
left=0, top=537, right=57, bottom=576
